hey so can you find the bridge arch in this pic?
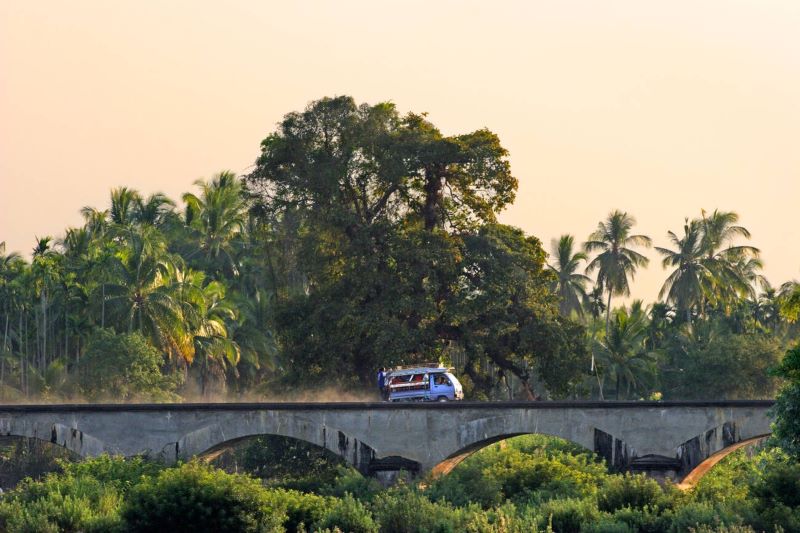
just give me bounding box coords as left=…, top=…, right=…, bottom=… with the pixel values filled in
left=176, top=413, right=382, bottom=475
left=676, top=434, right=770, bottom=490
left=0, top=422, right=108, bottom=459
left=431, top=432, right=592, bottom=477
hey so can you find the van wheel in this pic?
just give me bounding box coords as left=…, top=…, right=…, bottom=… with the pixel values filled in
left=437, top=396, right=448, bottom=402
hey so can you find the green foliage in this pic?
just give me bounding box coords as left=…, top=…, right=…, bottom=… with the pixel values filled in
left=323, top=466, right=384, bottom=502
left=536, top=497, right=599, bottom=532
left=372, top=487, right=469, bottom=533
left=60, top=454, right=165, bottom=493
left=262, top=488, right=333, bottom=532
left=663, top=330, right=782, bottom=400
left=747, top=460, right=800, bottom=532
left=122, top=461, right=285, bottom=533
left=0, top=467, right=124, bottom=532
left=427, top=435, right=606, bottom=508
left=316, top=493, right=378, bottom=533
left=772, top=345, right=800, bottom=457
left=214, top=434, right=345, bottom=491
left=79, top=329, right=179, bottom=401
left=597, top=473, right=669, bottom=513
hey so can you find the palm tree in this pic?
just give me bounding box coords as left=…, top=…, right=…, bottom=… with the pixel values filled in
left=182, top=172, right=247, bottom=277
left=656, top=219, right=709, bottom=323
left=134, top=193, right=176, bottom=226
left=547, top=235, right=591, bottom=317
left=109, top=187, right=141, bottom=226
left=698, top=209, right=760, bottom=310
left=593, top=303, right=657, bottom=399
left=176, top=271, right=240, bottom=396
left=31, top=237, right=60, bottom=370
left=102, top=226, right=184, bottom=359
left=0, top=243, right=23, bottom=391
left=584, top=210, right=652, bottom=336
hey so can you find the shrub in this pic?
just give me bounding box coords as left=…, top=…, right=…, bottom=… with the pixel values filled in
left=427, top=435, right=607, bottom=508
left=323, top=466, right=383, bottom=502
left=316, top=493, right=378, bottom=533
left=263, top=488, right=332, bottom=532
left=747, top=460, right=800, bottom=533
left=122, top=461, right=284, bottom=533
left=0, top=471, right=124, bottom=532
left=60, top=454, right=165, bottom=493
left=667, top=501, right=741, bottom=533
left=372, top=488, right=466, bottom=533
left=536, top=497, right=599, bottom=533
left=597, top=474, right=666, bottom=512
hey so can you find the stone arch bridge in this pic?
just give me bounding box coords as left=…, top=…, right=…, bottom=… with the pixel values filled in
left=0, top=401, right=773, bottom=484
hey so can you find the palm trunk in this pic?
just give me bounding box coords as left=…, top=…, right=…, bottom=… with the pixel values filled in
left=101, top=283, right=105, bottom=329
left=605, top=289, right=612, bottom=339
left=1, top=312, right=7, bottom=392
left=41, top=290, right=48, bottom=371
left=19, top=313, right=24, bottom=394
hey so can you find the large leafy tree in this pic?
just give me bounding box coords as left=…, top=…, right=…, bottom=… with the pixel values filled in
left=245, top=97, right=528, bottom=389
left=246, top=96, right=517, bottom=235
left=452, top=225, right=588, bottom=399
left=584, top=210, right=651, bottom=336
left=547, top=235, right=591, bottom=318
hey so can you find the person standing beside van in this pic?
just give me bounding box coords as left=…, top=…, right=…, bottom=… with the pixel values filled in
left=377, top=367, right=386, bottom=400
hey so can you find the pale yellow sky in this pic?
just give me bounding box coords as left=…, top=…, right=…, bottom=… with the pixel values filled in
left=2, top=1, right=799, bottom=302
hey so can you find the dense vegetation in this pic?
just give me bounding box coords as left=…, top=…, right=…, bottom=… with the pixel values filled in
left=1, top=436, right=799, bottom=532
left=2, top=96, right=800, bottom=530
left=0, top=96, right=797, bottom=402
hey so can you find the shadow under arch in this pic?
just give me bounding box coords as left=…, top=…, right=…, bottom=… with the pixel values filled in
left=198, top=433, right=352, bottom=481
left=430, top=432, right=591, bottom=478
left=676, top=434, right=770, bottom=490
left=0, top=434, right=82, bottom=486
left=178, top=417, right=387, bottom=476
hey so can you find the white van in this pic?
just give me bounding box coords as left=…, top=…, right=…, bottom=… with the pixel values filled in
left=386, top=364, right=464, bottom=402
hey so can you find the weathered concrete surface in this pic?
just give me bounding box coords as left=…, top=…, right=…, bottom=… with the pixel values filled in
left=0, top=401, right=773, bottom=482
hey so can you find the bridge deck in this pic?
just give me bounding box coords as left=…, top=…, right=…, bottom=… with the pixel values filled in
left=0, top=399, right=776, bottom=412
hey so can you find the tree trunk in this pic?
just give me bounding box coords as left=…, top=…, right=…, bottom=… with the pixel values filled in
left=422, top=165, right=444, bottom=231
left=605, top=289, right=612, bottom=339
left=41, top=290, right=47, bottom=371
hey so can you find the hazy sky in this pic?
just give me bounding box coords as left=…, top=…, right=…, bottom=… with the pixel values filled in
left=2, top=1, right=799, bottom=302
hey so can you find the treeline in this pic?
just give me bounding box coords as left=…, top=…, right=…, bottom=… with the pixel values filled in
left=0, top=95, right=798, bottom=401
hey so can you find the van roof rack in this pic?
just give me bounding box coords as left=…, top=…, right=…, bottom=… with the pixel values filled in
left=387, top=363, right=454, bottom=376
left=392, top=362, right=441, bottom=370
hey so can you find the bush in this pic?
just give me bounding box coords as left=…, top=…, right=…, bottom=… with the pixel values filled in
left=0, top=470, right=124, bottom=532
left=747, top=460, right=800, bottom=533
left=122, top=461, right=284, bottom=532
left=263, top=488, right=332, bottom=532
left=597, top=474, right=667, bottom=513
left=316, top=493, right=378, bottom=533
left=426, top=435, right=607, bottom=508
left=372, top=488, right=467, bottom=533
left=61, top=454, right=165, bottom=493
left=536, top=497, right=599, bottom=533
left=323, top=466, right=383, bottom=502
